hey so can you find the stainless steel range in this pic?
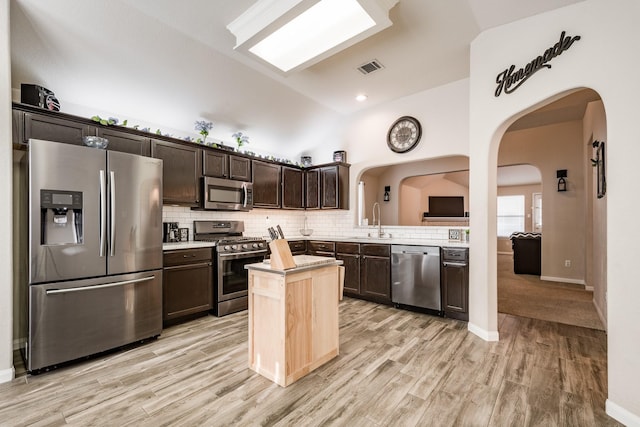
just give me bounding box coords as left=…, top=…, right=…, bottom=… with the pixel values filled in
left=194, top=220, right=267, bottom=316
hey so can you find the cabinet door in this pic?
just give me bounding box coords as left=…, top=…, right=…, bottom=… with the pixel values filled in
left=97, top=127, right=150, bottom=156
left=23, top=112, right=91, bottom=146
left=203, top=151, right=228, bottom=178
left=320, top=165, right=349, bottom=209
left=443, top=264, right=469, bottom=320
left=336, top=252, right=360, bottom=295
left=282, top=166, right=305, bottom=209
left=305, top=169, right=320, bottom=209
left=361, top=255, right=391, bottom=304
left=252, top=160, right=281, bottom=208
left=163, top=262, right=212, bottom=321
left=229, top=155, right=251, bottom=181
left=151, top=140, right=202, bottom=206
left=320, top=166, right=339, bottom=209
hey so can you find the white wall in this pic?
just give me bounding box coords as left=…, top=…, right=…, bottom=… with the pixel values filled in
left=583, top=100, right=607, bottom=328
left=309, top=78, right=470, bottom=196
left=0, top=0, right=15, bottom=383
left=469, top=0, right=640, bottom=423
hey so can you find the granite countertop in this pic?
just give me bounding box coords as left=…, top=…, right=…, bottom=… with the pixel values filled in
left=245, top=255, right=343, bottom=275
left=162, top=241, right=217, bottom=251
left=283, top=235, right=470, bottom=248
left=163, top=235, right=470, bottom=251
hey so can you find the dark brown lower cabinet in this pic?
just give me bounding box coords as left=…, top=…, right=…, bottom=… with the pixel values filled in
left=336, top=242, right=360, bottom=296
left=163, top=248, right=213, bottom=324
left=360, top=244, right=391, bottom=304
left=442, top=257, right=469, bottom=321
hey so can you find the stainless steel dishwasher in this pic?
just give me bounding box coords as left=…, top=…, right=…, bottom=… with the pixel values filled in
left=391, top=245, right=442, bottom=313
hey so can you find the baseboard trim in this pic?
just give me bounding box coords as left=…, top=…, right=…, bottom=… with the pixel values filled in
left=468, top=322, right=499, bottom=342
left=606, top=399, right=640, bottom=427
left=593, top=298, right=607, bottom=331
left=0, top=366, right=15, bottom=384
left=540, top=275, right=586, bottom=286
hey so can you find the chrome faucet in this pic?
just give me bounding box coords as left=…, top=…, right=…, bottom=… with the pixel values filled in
left=372, top=202, right=383, bottom=238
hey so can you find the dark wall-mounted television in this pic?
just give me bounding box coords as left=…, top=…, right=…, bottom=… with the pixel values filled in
left=427, top=196, right=464, bottom=217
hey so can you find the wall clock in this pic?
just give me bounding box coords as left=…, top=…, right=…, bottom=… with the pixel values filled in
left=387, top=116, right=422, bottom=153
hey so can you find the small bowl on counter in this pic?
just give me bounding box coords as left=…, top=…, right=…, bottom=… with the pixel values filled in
left=82, top=136, right=109, bottom=149
left=300, top=229, right=313, bottom=236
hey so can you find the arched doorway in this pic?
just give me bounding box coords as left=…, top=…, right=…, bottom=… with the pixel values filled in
left=494, top=89, right=607, bottom=330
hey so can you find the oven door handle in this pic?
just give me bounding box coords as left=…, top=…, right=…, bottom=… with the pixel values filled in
left=218, top=249, right=267, bottom=259
left=165, top=262, right=212, bottom=271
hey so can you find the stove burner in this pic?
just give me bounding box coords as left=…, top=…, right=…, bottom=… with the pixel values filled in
left=193, top=220, right=267, bottom=254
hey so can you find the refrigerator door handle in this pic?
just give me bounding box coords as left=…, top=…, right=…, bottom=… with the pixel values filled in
left=110, top=170, right=116, bottom=257
left=99, top=170, right=107, bottom=257
left=45, top=276, right=156, bottom=295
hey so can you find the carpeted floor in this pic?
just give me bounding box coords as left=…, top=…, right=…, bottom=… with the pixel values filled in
left=497, top=253, right=605, bottom=331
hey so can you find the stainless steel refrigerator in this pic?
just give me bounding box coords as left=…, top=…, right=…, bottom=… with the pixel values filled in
left=27, top=139, right=163, bottom=372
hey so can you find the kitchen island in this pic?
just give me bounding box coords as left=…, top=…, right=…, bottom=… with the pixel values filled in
left=245, top=255, right=343, bottom=387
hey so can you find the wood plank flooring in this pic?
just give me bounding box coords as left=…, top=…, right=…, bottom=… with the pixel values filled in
left=0, top=298, right=620, bottom=426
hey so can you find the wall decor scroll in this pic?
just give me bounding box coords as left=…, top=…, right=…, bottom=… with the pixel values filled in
left=495, top=31, right=581, bottom=97
left=592, top=140, right=606, bottom=199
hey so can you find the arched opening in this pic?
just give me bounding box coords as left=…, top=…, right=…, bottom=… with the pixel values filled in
left=494, top=88, right=606, bottom=330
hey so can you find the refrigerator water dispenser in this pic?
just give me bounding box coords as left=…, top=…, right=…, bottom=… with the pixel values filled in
left=40, top=189, right=83, bottom=245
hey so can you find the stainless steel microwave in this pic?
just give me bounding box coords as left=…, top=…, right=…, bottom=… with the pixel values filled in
left=202, top=177, right=253, bottom=211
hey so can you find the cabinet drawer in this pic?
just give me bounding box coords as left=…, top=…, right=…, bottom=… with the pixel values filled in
left=288, top=240, right=307, bottom=253
left=308, top=241, right=335, bottom=253
left=164, top=248, right=212, bottom=266
left=336, top=242, right=360, bottom=254
left=361, top=244, right=390, bottom=257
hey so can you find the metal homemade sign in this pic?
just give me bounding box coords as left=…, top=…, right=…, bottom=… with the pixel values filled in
left=495, top=31, right=581, bottom=97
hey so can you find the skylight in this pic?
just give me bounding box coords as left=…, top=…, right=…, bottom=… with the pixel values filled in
left=227, top=0, right=398, bottom=74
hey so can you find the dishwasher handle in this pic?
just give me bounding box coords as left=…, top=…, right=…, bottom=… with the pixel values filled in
left=400, top=250, right=438, bottom=255
left=443, top=261, right=468, bottom=268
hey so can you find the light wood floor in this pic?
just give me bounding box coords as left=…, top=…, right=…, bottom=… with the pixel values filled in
left=1, top=299, right=620, bottom=426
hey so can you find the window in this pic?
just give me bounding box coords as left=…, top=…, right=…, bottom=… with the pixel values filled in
left=497, top=195, right=525, bottom=237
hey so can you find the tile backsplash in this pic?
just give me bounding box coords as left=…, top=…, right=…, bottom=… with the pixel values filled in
left=162, top=206, right=466, bottom=243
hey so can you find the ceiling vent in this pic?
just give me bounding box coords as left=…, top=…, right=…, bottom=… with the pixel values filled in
left=357, top=59, right=384, bottom=75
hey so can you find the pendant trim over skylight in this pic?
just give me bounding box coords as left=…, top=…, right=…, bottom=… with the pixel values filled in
left=227, top=0, right=399, bottom=74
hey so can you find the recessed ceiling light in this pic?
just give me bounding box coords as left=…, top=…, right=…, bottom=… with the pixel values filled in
left=227, top=0, right=399, bottom=74
left=356, top=94, right=368, bottom=102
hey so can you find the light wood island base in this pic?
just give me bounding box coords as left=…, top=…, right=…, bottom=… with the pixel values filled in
left=246, top=257, right=342, bottom=387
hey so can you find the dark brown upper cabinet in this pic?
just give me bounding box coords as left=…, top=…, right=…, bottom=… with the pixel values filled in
left=203, top=150, right=228, bottom=178
left=229, top=155, right=251, bottom=181
left=282, top=166, right=305, bottom=209
left=22, top=112, right=91, bottom=146
left=305, top=168, right=320, bottom=210
left=319, top=164, right=349, bottom=209
left=252, top=160, right=281, bottom=208
left=96, top=127, right=150, bottom=156
left=203, top=152, right=251, bottom=182
left=151, top=139, right=202, bottom=207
